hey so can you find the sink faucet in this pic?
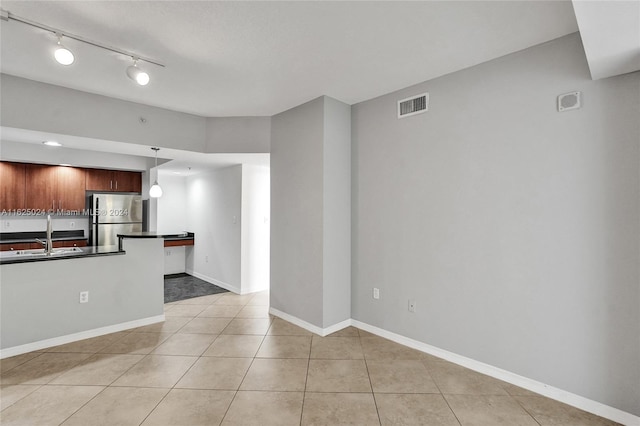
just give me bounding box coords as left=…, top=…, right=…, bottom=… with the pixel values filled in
left=35, top=215, right=54, bottom=256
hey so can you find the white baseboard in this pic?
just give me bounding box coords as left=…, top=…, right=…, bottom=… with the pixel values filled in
left=262, top=308, right=638, bottom=425
left=268, top=308, right=351, bottom=337
left=186, top=269, right=241, bottom=294
left=0, top=314, right=165, bottom=359
left=352, top=320, right=640, bottom=426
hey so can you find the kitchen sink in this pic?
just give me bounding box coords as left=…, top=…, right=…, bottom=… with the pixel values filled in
left=0, top=247, right=84, bottom=259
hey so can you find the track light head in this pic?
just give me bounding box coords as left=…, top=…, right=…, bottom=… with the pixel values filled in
left=54, top=34, right=74, bottom=65
left=126, top=59, right=150, bottom=86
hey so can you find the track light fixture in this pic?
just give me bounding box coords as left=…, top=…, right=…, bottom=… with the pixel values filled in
left=126, top=58, right=150, bottom=86
left=54, top=33, right=74, bottom=65
left=1, top=8, right=164, bottom=85
left=149, top=147, right=163, bottom=198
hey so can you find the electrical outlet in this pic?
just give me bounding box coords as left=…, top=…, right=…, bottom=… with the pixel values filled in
left=166, top=250, right=171, bottom=256
left=69, top=221, right=75, bottom=228
left=3, top=221, right=10, bottom=229
left=205, top=255, right=209, bottom=263
left=408, top=299, right=416, bottom=313
left=79, top=291, right=89, bottom=304
left=232, top=216, right=237, bottom=224
left=373, top=288, right=380, bottom=299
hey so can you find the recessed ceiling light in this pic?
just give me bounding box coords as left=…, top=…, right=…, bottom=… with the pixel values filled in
left=59, top=163, right=72, bottom=167
left=43, top=141, right=62, bottom=147
left=173, top=171, right=182, bottom=175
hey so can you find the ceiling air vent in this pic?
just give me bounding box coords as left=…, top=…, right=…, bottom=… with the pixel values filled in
left=398, top=93, right=429, bottom=119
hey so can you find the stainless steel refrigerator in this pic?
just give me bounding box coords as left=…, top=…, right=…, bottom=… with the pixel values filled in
left=90, top=193, right=143, bottom=247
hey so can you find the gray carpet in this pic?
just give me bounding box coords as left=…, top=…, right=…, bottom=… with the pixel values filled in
left=164, top=273, right=228, bottom=303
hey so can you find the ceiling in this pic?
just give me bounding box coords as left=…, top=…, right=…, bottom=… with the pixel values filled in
left=572, top=0, right=640, bottom=80
left=0, top=1, right=580, bottom=117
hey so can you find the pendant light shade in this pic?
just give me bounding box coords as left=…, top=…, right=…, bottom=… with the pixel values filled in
left=150, top=147, right=163, bottom=198
left=127, top=59, right=150, bottom=86
left=54, top=34, right=74, bottom=65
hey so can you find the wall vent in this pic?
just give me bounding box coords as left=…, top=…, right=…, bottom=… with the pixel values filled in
left=398, top=93, right=429, bottom=118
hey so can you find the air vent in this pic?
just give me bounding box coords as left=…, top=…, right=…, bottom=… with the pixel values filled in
left=557, top=91, right=581, bottom=112
left=398, top=93, right=429, bottom=118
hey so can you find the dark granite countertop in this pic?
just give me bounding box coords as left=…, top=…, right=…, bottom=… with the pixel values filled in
left=0, top=245, right=124, bottom=265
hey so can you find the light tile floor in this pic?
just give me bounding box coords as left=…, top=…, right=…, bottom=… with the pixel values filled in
left=0, top=290, right=620, bottom=425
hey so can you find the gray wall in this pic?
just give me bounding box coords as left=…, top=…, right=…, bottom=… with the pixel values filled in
left=271, top=96, right=351, bottom=328
left=206, top=117, right=271, bottom=153
left=1, top=74, right=206, bottom=152
left=351, top=33, right=640, bottom=415
left=186, top=165, right=243, bottom=292
left=322, top=97, right=352, bottom=327
left=271, top=97, right=325, bottom=326
left=0, top=238, right=164, bottom=350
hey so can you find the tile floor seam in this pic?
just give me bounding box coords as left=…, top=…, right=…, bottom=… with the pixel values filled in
left=50, top=383, right=110, bottom=426
left=0, top=383, right=44, bottom=413
left=359, top=334, right=383, bottom=426
left=1, top=352, right=45, bottom=374
left=439, top=393, right=464, bottom=426
left=136, top=387, right=172, bottom=426
left=510, top=394, right=544, bottom=426
left=219, top=312, right=268, bottom=425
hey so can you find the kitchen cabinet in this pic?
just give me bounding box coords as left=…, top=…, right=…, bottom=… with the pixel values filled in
left=0, top=240, right=87, bottom=251
left=0, top=243, right=31, bottom=251
left=25, top=164, right=86, bottom=212
left=0, top=162, right=26, bottom=211
left=57, top=166, right=86, bottom=211
left=25, top=164, right=57, bottom=211
left=62, top=240, right=87, bottom=248
left=86, top=169, right=141, bottom=193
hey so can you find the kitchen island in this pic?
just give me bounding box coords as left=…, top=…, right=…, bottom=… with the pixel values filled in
left=0, top=237, right=165, bottom=358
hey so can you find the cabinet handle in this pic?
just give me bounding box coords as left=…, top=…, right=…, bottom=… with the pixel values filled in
left=110, top=180, right=113, bottom=190
left=53, top=200, right=55, bottom=210
left=115, top=181, right=118, bottom=190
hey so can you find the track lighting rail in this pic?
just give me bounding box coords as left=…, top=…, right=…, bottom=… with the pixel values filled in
left=0, top=8, right=165, bottom=68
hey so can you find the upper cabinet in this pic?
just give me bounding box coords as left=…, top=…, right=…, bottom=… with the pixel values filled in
left=57, top=166, right=86, bottom=211
left=0, top=161, right=142, bottom=214
left=0, top=162, right=26, bottom=210
left=86, top=169, right=142, bottom=193
left=25, top=165, right=86, bottom=212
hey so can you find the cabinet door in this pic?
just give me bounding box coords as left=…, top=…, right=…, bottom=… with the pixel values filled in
left=86, top=169, right=114, bottom=191
left=25, top=164, right=57, bottom=211
left=112, top=171, right=142, bottom=193
left=57, top=167, right=86, bottom=212
left=0, top=162, right=26, bottom=211
left=0, top=243, right=31, bottom=251
left=63, top=239, right=87, bottom=247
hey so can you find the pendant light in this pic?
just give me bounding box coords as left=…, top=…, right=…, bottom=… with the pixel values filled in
left=54, top=33, right=74, bottom=65
left=126, top=58, right=150, bottom=86
left=149, top=147, right=163, bottom=198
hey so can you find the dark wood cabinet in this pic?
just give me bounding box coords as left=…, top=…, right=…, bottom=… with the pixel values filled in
left=0, top=243, right=31, bottom=251
left=113, top=171, right=142, bottom=192
left=85, top=169, right=113, bottom=191
left=86, top=169, right=141, bottom=193
left=25, top=164, right=86, bottom=212
left=2, top=162, right=141, bottom=216
left=25, top=164, right=57, bottom=211
left=57, top=167, right=86, bottom=211
left=0, top=162, right=26, bottom=211
left=63, top=239, right=87, bottom=247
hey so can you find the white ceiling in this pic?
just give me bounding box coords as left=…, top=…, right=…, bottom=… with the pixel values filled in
left=0, top=1, right=579, bottom=117
left=572, top=0, right=640, bottom=80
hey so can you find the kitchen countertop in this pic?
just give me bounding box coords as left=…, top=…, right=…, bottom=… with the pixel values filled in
left=0, top=245, right=124, bottom=265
